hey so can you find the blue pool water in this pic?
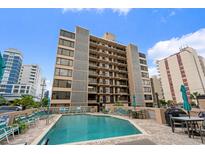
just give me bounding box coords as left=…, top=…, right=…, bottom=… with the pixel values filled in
left=38, top=115, right=141, bottom=145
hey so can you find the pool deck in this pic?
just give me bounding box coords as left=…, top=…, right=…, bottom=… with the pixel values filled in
left=0, top=113, right=203, bottom=145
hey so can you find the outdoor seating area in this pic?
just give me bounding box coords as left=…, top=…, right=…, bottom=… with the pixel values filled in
left=170, top=116, right=205, bottom=143
left=0, top=109, right=49, bottom=144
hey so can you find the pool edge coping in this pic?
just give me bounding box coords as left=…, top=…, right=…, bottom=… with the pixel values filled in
left=30, top=114, right=62, bottom=145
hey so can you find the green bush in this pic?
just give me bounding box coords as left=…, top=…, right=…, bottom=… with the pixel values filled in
left=17, top=122, right=28, bottom=134
left=114, top=102, right=124, bottom=106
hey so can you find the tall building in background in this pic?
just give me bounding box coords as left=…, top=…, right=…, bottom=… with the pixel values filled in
left=139, top=53, right=153, bottom=107
left=18, top=64, right=43, bottom=100
left=157, top=47, right=205, bottom=103
left=0, top=49, right=46, bottom=101
left=0, top=48, right=23, bottom=84
left=150, top=75, right=164, bottom=104
left=51, top=26, right=153, bottom=108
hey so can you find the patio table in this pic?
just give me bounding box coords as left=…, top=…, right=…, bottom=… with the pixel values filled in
left=170, top=116, right=204, bottom=138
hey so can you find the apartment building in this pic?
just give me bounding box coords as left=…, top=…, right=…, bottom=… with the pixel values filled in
left=150, top=75, right=164, bottom=103
left=139, top=53, right=153, bottom=107
left=157, top=47, right=205, bottom=103
left=51, top=26, right=153, bottom=108
left=18, top=64, right=44, bottom=100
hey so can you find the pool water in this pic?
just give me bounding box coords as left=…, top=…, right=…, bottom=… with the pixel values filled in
left=38, top=115, right=141, bottom=145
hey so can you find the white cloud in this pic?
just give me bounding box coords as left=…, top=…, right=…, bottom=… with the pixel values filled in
left=62, top=8, right=132, bottom=16
left=112, top=8, right=132, bottom=16
left=148, top=67, right=158, bottom=77
left=148, top=28, right=205, bottom=76
left=148, top=28, right=205, bottom=66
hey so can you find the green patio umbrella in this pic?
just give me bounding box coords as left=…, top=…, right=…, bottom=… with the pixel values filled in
left=0, top=52, right=5, bottom=81
left=132, top=95, right=137, bottom=110
left=180, top=85, right=192, bottom=118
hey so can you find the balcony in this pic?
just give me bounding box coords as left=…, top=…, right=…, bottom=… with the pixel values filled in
left=89, top=72, right=98, bottom=76
left=88, top=88, right=97, bottom=93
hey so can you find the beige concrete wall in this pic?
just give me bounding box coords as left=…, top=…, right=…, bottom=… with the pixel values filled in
left=199, top=99, right=205, bottom=109
left=168, top=55, right=183, bottom=103
left=181, top=50, right=205, bottom=95
left=158, top=60, right=173, bottom=101
left=0, top=109, right=37, bottom=125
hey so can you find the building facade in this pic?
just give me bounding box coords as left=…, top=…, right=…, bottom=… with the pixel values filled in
left=157, top=47, right=205, bottom=103
left=51, top=26, right=153, bottom=107
left=18, top=64, right=43, bottom=100
left=0, top=50, right=45, bottom=101
left=0, top=48, right=23, bottom=84
left=150, top=75, right=164, bottom=104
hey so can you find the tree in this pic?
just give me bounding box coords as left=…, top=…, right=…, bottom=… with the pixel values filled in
left=190, top=92, right=201, bottom=107
left=0, top=96, right=7, bottom=106
left=12, top=95, right=35, bottom=109
left=41, top=98, right=49, bottom=107
left=159, top=99, right=167, bottom=107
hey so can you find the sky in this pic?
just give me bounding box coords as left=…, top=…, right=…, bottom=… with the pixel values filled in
left=1, top=8, right=205, bottom=92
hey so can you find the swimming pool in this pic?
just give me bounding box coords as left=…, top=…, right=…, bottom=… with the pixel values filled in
left=38, top=114, right=141, bottom=145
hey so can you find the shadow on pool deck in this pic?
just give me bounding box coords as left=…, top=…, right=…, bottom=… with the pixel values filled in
left=116, top=139, right=156, bottom=145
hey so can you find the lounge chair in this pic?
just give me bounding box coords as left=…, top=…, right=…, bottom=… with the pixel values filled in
left=0, top=122, right=17, bottom=143
left=15, top=115, right=36, bottom=127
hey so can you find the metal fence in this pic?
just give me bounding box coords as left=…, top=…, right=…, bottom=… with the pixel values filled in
left=49, top=106, right=97, bottom=114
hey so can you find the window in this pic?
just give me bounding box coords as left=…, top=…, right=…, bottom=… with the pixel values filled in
left=139, top=53, right=146, bottom=58
left=143, top=79, right=150, bottom=85
left=13, top=89, right=19, bottom=93
left=60, top=30, right=75, bottom=39
left=52, top=91, right=71, bottom=100
left=140, top=66, right=148, bottom=71
left=55, top=68, right=72, bottom=77
left=144, top=87, right=151, bottom=93
left=53, top=79, right=72, bottom=88
left=59, top=39, right=74, bottom=48
left=56, top=58, right=73, bottom=66
left=58, top=48, right=74, bottom=57
left=141, top=72, right=149, bottom=78
left=140, top=59, right=147, bottom=65
left=144, top=94, right=152, bottom=100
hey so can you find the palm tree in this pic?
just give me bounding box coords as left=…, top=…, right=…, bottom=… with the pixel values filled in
left=190, top=92, right=201, bottom=107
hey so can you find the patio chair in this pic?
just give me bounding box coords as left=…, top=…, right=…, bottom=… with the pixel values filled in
left=0, top=128, right=9, bottom=143
left=0, top=122, right=15, bottom=142
left=15, top=115, right=36, bottom=127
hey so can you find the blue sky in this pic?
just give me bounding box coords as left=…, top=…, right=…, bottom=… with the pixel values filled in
left=1, top=8, right=205, bottom=90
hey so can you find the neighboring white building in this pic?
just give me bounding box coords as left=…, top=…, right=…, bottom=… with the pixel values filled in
left=18, top=64, right=44, bottom=100
left=157, top=47, right=205, bottom=103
